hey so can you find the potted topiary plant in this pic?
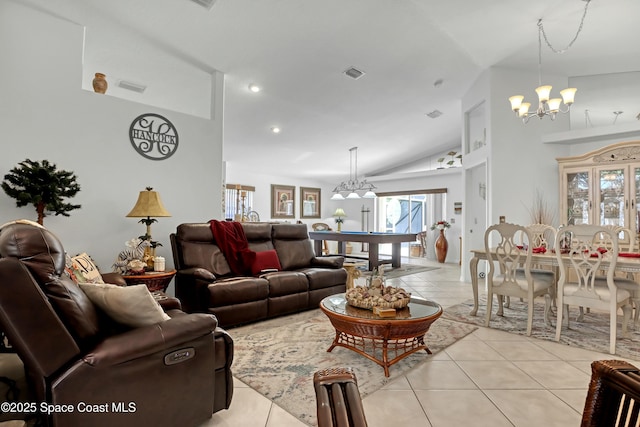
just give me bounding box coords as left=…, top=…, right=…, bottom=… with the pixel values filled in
left=1, top=159, right=81, bottom=225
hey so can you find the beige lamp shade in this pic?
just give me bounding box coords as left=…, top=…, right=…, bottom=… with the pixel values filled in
left=126, top=188, right=171, bottom=218
left=333, top=208, right=346, bottom=218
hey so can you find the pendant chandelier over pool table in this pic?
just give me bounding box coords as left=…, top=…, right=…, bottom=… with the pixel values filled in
left=331, top=147, right=377, bottom=200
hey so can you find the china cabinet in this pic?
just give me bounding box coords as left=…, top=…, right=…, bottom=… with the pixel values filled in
left=558, top=141, right=640, bottom=247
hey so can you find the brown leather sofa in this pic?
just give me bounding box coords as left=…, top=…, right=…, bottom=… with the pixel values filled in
left=170, top=222, right=347, bottom=327
left=0, top=222, right=233, bottom=427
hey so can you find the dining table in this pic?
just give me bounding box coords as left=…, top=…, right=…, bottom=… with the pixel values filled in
left=468, top=248, right=640, bottom=316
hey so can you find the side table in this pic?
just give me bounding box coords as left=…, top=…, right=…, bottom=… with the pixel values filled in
left=122, top=270, right=177, bottom=292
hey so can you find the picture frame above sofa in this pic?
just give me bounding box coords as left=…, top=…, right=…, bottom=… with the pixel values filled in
left=300, top=186, right=321, bottom=218
left=271, top=184, right=295, bottom=219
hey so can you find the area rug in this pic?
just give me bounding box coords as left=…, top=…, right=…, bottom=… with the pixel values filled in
left=443, top=296, right=640, bottom=359
left=230, top=310, right=477, bottom=426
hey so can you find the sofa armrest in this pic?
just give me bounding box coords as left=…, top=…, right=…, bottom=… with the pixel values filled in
left=101, top=272, right=127, bottom=286
left=83, top=313, right=217, bottom=367
left=214, top=327, right=234, bottom=368
left=153, top=292, right=182, bottom=311
left=311, top=256, right=344, bottom=269
left=179, top=267, right=216, bottom=281
left=175, top=268, right=217, bottom=313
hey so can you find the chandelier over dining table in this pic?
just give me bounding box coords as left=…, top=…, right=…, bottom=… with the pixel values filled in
left=331, top=146, right=377, bottom=200
left=508, top=0, right=591, bottom=123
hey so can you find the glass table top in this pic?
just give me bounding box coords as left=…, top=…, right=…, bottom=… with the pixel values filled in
left=320, top=293, right=442, bottom=321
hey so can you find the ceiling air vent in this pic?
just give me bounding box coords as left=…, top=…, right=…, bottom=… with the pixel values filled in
left=426, top=110, right=443, bottom=119
left=188, top=0, right=217, bottom=10
left=343, top=67, right=365, bottom=80
left=118, top=80, right=147, bottom=93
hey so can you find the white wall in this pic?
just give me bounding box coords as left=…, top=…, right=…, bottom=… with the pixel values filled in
left=488, top=67, right=572, bottom=227
left=0, top=2, right=224, bottom=292
left=224, top=166, right=338, bottom=226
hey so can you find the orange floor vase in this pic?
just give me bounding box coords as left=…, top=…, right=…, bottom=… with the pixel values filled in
left=435, top=229, right=448, bottom=263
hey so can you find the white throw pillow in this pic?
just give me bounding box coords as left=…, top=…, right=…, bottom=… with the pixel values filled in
left=79, top=283, right=170, bottom=327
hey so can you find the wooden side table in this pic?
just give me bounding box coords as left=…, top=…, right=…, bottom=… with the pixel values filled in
left=122, top=270, right=176, bottom=292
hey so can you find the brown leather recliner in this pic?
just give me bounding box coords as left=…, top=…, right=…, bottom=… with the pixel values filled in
left=0, top=222, right=233, bottom=427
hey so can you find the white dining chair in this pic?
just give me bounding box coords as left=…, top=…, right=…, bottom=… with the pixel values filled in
left=554, top=224, right=633, bottom=355
left=505, top=223, right=557, bottom=309
left=526, top=223, right=557, bottom=250
left=484, top=223, right=555, bottom=336
left=592, top=225, right=640, bottom=325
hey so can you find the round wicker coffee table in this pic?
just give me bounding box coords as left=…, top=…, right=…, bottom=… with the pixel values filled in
left=319, top=293, right=442, bottom=377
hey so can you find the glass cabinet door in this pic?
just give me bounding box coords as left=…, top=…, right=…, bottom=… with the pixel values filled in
left=566, top=171, right=591, bottom=225
left=597, top=168, right=625, bottom=228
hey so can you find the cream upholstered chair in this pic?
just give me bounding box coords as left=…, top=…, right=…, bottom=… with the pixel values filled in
left=605, top=226, right=640, bottom=326
left=527, top=223, right=558, bottom=302
left=597, top=225, right=635, bottom=252
left=525, top=223, right=556, bottom=250
left=554, top=224, right=633, bottom=355
left=484, top=223, right=555, bottom=336
left=505, top=223, right=557, bottom=308
left=589, top=224, right=640, bottom=325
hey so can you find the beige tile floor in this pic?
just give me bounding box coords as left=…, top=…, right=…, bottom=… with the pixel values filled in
left=204, top=257, right=640, bottom=427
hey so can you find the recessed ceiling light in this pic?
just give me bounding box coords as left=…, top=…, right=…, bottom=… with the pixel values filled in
left=248, top=83, right=260, bottom=93
left=271, top=126, right=281, bottom=134
left=433, top=79, right=444, bottom=88
left=426, top=110, right=443, bottom=119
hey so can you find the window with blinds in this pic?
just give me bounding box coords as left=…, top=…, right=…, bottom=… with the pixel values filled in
left=225, top=184, right=255, bottom=220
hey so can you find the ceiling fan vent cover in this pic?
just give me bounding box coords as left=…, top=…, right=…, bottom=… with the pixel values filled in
left=343, top=67, right=365, bottom=80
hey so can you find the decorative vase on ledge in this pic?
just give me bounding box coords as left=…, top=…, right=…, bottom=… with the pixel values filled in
left=92, top=73, right=108, bottom=94
left=435, top=229, right=448, bottom=263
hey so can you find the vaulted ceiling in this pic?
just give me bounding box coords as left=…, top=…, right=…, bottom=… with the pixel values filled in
left=21, top=0, right=640, bottom=181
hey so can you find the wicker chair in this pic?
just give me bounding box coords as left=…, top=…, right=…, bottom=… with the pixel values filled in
left=313, top=223, right=332, bottom=255
left=314, top=367, right=368, bottom=427
left=581, top=360, right=640, bottom=426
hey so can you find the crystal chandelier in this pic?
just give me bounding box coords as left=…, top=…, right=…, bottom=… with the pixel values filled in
left=331, top=147, right=377, bottom=200
left=508, top=0, right=591, bottom=123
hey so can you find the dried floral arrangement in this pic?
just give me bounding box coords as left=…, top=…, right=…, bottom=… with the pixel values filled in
left=345, top=266, right=411, bottom=309
left=526, top=189, right=556, bottom=225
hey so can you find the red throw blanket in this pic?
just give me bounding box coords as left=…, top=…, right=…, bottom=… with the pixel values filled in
left=208, top=220, right=256, bottom=275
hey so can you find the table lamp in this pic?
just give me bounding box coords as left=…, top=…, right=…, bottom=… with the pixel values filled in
left=333, top=208, right=346, bottom=232
left=126, top=187, right=171, bottom=265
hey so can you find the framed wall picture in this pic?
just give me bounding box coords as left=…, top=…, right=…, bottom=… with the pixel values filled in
left=300, top=187, right=321, bottom=218
left=271, top=184, right=295, bottom=219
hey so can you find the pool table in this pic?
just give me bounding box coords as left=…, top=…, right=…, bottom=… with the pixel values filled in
left=308, top=230, right=417, bottom=271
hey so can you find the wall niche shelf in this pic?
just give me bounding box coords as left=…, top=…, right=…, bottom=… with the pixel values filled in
left=543, top=122, right=640, bottom=145
left=465, top=101, right=486, bottom=155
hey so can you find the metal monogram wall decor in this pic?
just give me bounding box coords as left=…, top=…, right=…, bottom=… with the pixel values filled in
left=129, top=113, right=179, bottom=160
